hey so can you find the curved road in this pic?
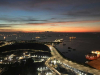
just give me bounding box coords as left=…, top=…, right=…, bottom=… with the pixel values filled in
left=46, top=45, right=100, bottom=75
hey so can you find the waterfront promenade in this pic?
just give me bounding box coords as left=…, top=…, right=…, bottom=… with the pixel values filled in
left=47, top=45, right=100, bottom=75
left=1, top=41, right=100, bottom=75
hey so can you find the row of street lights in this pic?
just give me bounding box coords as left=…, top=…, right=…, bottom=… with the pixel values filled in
left=63, top=63, right=93, bottom=75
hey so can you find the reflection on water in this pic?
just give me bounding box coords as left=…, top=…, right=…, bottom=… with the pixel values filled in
left=0, top=32, right=100, bottom=63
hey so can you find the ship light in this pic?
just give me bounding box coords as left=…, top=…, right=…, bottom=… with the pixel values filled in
left=4, top=36, right=6, bottom=39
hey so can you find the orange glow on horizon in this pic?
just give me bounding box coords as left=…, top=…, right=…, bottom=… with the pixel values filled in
left=0, top=20, right=100, bottom=32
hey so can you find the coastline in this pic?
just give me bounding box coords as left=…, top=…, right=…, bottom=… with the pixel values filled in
left=54, top=46, right=95, bottom=69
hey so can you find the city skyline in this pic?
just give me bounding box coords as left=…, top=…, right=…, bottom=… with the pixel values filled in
left=0, top=0, right=100, bottom=32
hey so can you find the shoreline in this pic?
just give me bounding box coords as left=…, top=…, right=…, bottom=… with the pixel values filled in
left=54, top=46, right=95, bottom=69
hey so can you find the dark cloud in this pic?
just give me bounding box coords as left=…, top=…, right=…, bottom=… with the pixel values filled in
left=44, top=8, right=53, bottom=10
left=26, top=23, right=45, bottom=24
left=26, top=23, right=58, bottom=26
left=7, top=19, right=47, bottom=22
left=0, top=24, right=21, bottom=26
left=0, top=23, right=58, bottom=27
left=0, top=0, right=100, bottom=11
left=0, top=16, right=48, bottom=23
left=51, top=18, right=56, bottom=20
left=0, top=0, right=100, bottom=24
left=0, top=0, right=9, bottom=5
left=0, top=24, right=23, bottom=28
left=64, top=10, right=100, bottom=17
left=62, top=4, right=100, bottom=18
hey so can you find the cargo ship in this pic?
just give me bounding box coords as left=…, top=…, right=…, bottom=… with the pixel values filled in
left=85, top=51, right=100, bottom=60
left=54, top=39, right=63, bottom=42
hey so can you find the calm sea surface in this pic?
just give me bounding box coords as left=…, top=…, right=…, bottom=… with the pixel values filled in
left=0, top=32, right=100, bottom=63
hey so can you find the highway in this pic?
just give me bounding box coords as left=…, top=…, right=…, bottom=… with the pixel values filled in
left=1, top=41, right=100, bottom=75
left=45, top=44, right=73, bottom=75
left=45, top=57, right=62, bottom=75
left=0, top=42, right=8, bottom=47
left=46, top=45, right=100, bottom=75
left=0, top=42, right=14, bottom=47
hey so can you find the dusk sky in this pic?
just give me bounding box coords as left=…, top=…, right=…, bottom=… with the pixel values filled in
left=0, top=0, right=100, bottom=32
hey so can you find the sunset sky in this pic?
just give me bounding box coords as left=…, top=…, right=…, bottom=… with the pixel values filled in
left=0, top=0, right=100, bottom=32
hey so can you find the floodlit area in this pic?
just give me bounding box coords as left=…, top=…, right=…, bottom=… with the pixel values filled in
left=46, top=45, right=100, bottom=75
left=0, top=42, right=52, bottom=75
left=0, top=41, right=100, bottom=75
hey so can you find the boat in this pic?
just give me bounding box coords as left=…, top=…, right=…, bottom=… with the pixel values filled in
left=63, top=43, right=66, bottom=46
left=69, top=36, right=76, bottom=40
left=85, top=51, right=100, bottom=60
left=35, top=37, right=40, bottom=39
left=54, top=39, right=63, bottom=42
left=4, top=36, right=6, bottom=39
left=68, top=47, right=72, bottom=49
left=60, top=39, right=63, bottom=41
left=73, top=49, right=76, bottom=51
left=68, top=49, right=71, bottom=51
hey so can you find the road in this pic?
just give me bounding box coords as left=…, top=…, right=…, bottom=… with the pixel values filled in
left=0, top=43, right=8, bottom=47
left=46, top=45, right=100, bottom=75
left=45, top=44, right=72, bottom=75
left=0, top=42, right=14, bottom=47
left=45, top=54, right=62, bottom=75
